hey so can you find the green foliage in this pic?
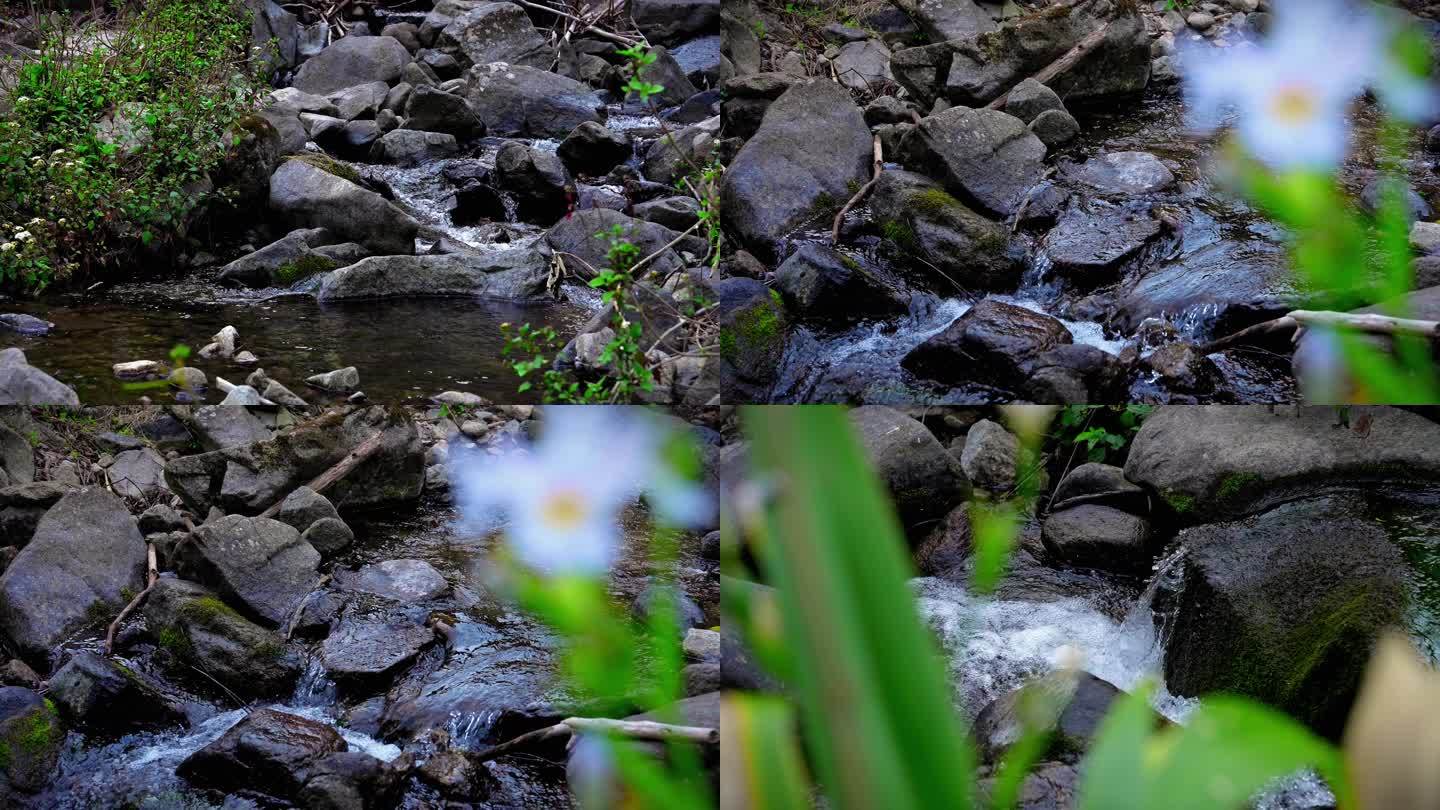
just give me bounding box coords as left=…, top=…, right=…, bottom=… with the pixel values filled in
left=1053, top=405, right=1152, bottom=465
left=0, top=0, right=263, bottom=291
left=616, top=44, right=666, bottom=104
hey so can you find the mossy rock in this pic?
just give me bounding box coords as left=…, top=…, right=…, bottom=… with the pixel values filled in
left=275, top=253, right=339, bottom=285
left=869, top=170, right=1019, bottom=292
left=718, top=282, right=788, bottom=384
left=285, top=152, right=362, bottom=185
left=1163, top=495, right=1408, bottom=738
left=0, top=688, right=62, bottom=795
left=142, top=578, right=301, bottom=698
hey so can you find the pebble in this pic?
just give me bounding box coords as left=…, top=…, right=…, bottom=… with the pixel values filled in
left=169, top=366, right=207, bottom=391
left=113, top=360, right=166, bottom=380
left=1187, top=11, right=1216, bottom=29
left=305, top=366, right=360, bottom=393
left=233, top=351, right=259, bottom=366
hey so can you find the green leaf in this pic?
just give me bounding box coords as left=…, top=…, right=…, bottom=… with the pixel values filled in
left=1078, top=683, right=1155, bottom=810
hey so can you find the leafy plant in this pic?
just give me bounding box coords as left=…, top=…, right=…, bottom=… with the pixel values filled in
left=1052, top=405, right=1152, bottom=465
left=0, top=0, right=264, bottom=291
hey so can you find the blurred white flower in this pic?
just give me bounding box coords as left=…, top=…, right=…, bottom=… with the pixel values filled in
left=13, top=231, right=32, bottom=242
left=449, top=406, right=713, bottom=575
left=1182, top=0, right=1383, bottom=168
left=0, top=243, right=14, bottom=253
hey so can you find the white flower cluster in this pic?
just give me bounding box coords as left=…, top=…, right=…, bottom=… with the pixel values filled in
left=1182, top=0, right=1436, bottom=168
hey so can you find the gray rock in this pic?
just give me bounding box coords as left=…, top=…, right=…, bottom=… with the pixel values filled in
left=1043, top=200, right=1163, bottom=280
left=640, top=115, right=720, bottom=186
left=178, top=708, right=346, bottom=800
left=0, top=314, right=52, bottom=335
left=108, top=447, right=170, bottom=500
left=1004, top=78, right=1064, bottom=123
left=176, top=515, right=320, bottom=627
left=774, top=242, right=908, bottom=322
left=903, top=299, right=1073, bottom=391
left=960, top=419, right=1018, bottom=494
left=1111, top=238, right=1297, bottom=335
left=1028, top=107, right=1080, bottom=148
left=315, top=250, right=549, bottom=302
left=973, top=671, right=1122, bottom=764
left=191, top=405, right=271, bottom=451
left=720, top=80, right=871, bottom=259
left=900, top=106, right=1046, bottom=217
left=138, top=504, right=187, bottom=535
left=321, top=616, right=434, bottom=685
left=460, top=63, right=605, bottom=138
left=306, top=367, right=360, bottom=393
left=437, top=2, right=549, bottom=68
left=1040, top=504, right=1151, bottom=572
left=143, top=578, right=301, bottom=696
left=0, top=489, right=145, bottom=660
left=832, top=39, right=892, bottom=92
left=262, top=380, right=310, bottom=408
left=543, top=208, right=706, bottom=279
left=0, top=423, right=33, bottom=486
left=632, top=195, right=701, bottom=232
left=631, top=0, right=718, bottom=44
left=848, top=406, right=969, bottom=537
left=302, top=517, right=355, bottom=556
left=682, top=627, right=720, bottom=663
left=1125, top=406, right=1440, bottom=523
left=1049, top=463, right=1147, bottom=513
left=274, top=486, right=340, bottom=533
left=1061, top=152, right=1175, bottom=196
left=269, top=158, right=419, bottom=255
left=557, top=121, right=631, bottom=176
left=403, top=84, right=485, bottom=138
left=293, top=35, right=412, bottom=95
left=220, top=385, right=268, bottom=407
left=494, top=141, right=571, bottom=224
left=632, top=45, right=699, bottom=107
left=0, top=349, right=79, bottom=407
left=47, top=651, right=186, bottom=732
left=892, top=0, right=996, bottom=43
left=370, top=128, right=459, bottom=166
left=341, top=558, right=449, bottom=602
left=327, top=81, right=389, bottom=121
left=868, top=169, right=1019, bottom=291
left=0, top=482, right=71, bottom=549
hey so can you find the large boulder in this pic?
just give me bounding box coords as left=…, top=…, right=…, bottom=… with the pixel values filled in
left=899, top=106, right=1046, bottom=218
left=0, top=688, right=62, bottom=802
left=1123, top=406, right=1440, bottom=523
left=1163, top=494, right=1408, bottom=738
left=543, top=208, right=707, bottom=279
left=720, top=80, right=871, bottom=259
left=494, top=141, right=571, bottom=224
left=632, top=0, right=719, bottom=44
left=893, top=0, right=997, bottom=43
left=1043, top=200, right=1164, bottom=281
left=269, top=158, right=420, bottom=255
left=217, top=227, right=337, bottom=288
left=370, top=128, right=460, bottom=166
left=46, top=651, right=187, bottom=733
left=315, top=250, right=549, bottom=301
left=847, top=406, right=969, bottom=537
left=0, top=489, right=145, bottom=661
left=175, top=515, right=320, bottom=627
left=717, top=277, right=788, bottom=398
left=321, top=615, right=435, bottom=687
left=0, top=482, right=69, bottom=548
left=0, top=349, right=80, bottom=407
left=293, top=35, right=412, bottom=95
left=902, top=299, right=1073, bottom=391
left=403, top=84, right=485, bottom=138
left=437, top=2, right=548, bottom=68
left=891, top=0, right=1149, bottom=108
left=869, top=170, right=1019, bottom=291
left=108, top=447, right=171, bottom=500
left=144, top=577, right=301, bottom=696
left=774, top=243, right=908, bottom=322
left=177, top=708, right=347, bottom=801
left=460, top=63, right=606, bottom=138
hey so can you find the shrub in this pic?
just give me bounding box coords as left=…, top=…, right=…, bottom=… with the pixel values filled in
left=0, top=0, right=264, bottom=291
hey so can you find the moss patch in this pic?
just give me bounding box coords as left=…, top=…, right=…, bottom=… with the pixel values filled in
left=720, top=290, right=785, bottom=365
left=179, top=595, right=242, bottom=626
left=1216, top=472, right=1262, bottom=504
left=881, top=219, right=918, bottom=251
left=0, top=698, right=59, bottom=771
left=1164, top=491, right=1195, bottom=516
left=275, top=253, right=340, bottom=285
left=286, top=153, right=363, bottom=185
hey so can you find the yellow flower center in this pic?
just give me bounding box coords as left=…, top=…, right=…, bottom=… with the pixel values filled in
left=1270, top=83, right=1317, bottom=125
left=540, top=487, right=588, bottom=530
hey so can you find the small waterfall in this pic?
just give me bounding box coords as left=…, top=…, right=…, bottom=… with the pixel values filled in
left=293, top=654, right=337, bottom=707
left=447, top=707, right=502, bottom=748
left=1115, top=545, right=1189, bottom=671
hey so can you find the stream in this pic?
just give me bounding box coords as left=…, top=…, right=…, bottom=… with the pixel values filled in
left=0, top=104, right=678, bottom=406
left=768, top=90, right=1435, bottom=405
left=30, top=502, right=578, bottom=809
left=912, top=485, right=1440, bottom=809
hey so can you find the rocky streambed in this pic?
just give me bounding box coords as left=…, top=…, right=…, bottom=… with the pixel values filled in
left=725, top=405, right=1440, bottom=808
left=0, top=402, right=723, bottom=808
left=0, top=0, right=721, bottom=409
left=717, top=0, right=1440, bottom=405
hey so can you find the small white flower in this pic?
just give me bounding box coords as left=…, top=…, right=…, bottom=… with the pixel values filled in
left=449, top=406, right=712, bottom=574
left=50, top=149, right=63, bottom=157
left=13, top=231, right=31, bottom=242
left=56, top=218, right=67, bottom=227
left=1181, top=0, right=1383, bottom=169
left=26, top=218, right=42, bottom=227
left=0, top=243, right=14, bottom=253
left=14, top=96, right=27, bottom=104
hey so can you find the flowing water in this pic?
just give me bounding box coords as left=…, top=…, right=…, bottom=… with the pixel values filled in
left=913, top=488, right=1440, bottom=808
left=768, top=88, right=1439, bottom=404
left=29, top=502, right=576, bottom=809
left=0, top=106, right=675, bottom=406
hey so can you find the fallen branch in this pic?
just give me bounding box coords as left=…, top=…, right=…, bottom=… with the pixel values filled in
left=984, top=20, right=1113, bottom=111
left=831, top=134, right=884, bottom=245
left=258, top=429, right=387, bottom=519
left=104, top=542, right=158, bottom=655
left=1199, top=310, right=1440, bottom=356
left=469, top=717, right=719, bottom=764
